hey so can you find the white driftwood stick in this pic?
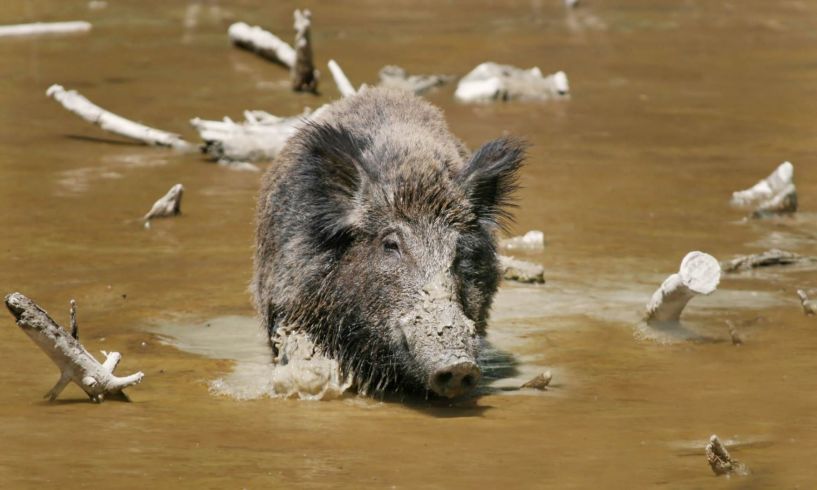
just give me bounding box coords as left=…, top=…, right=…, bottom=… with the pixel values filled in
left=645, top=251, right=721, bottom=324
left=46, top=84, right=194, bottom=151
left=191, top=109, right=313, bottom=163
left=0, top=21, right=91, bottom=38
left=731, top=161, right=797, bottom=216
left=4, top=293, right=144, bottom=402
left=291, top=9, right=318, bottom=93
left=328, top=60, right=357, bottom=97
left=455, top=62, right=570, bottom=103
left=144, top=183, right=184, bottom=221
left=228, top=22, right=296, bottom=68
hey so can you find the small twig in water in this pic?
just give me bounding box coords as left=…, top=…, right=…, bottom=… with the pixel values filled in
left=705, top=435, right=749, bottom=477
left=521, top=371, right=552, bottom=390
left=797, top=289, right=816, bottom=316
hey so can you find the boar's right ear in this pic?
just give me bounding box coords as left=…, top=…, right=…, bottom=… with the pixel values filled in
left=458, top=137, right=526, bottom=230
left=297, top=121, right=372, bottom=246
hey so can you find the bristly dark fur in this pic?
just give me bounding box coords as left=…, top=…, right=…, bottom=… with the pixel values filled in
left=458, top=137, right=527, bottom=233
left=252, top=87, right=526, bottom=396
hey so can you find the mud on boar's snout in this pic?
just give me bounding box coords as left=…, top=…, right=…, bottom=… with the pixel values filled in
left=401, top=272, right=481, bottom=398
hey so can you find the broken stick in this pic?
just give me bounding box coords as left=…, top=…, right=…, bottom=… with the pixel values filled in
left=4, top=293, right=144, bottom=402
left=720, top=249, right=816, bottom=273
left=144, top=183, right=184, bottom=221
left=731, top=161, right=797, bottom=218
left=645, top=251, right=721, bottom=324
left=328, top=59, right=357, bottom=97
left=46, top=84, right=194, bottom=151
left=705, top=435, right=749, bottom=476
left=521, top=371, right=552, bottom=390
left=228, top=21, right=296, bottom=67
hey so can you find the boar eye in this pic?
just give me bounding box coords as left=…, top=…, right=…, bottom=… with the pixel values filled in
left=382, top=234, right=401, bottom=256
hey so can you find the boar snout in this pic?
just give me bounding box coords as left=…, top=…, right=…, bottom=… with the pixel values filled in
left=429, top=360, right=481, bottom=398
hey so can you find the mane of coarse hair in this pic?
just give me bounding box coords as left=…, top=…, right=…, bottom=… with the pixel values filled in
left=280, top=271, right=421, bottom=396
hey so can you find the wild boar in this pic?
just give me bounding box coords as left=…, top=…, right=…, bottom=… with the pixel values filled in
left=253, top=87, right=525, bottom=398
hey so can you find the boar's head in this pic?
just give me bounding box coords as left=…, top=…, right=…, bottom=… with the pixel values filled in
left=278, top=121, right=525, bottom=398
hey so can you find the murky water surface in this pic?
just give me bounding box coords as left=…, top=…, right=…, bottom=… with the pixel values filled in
left=2, top=0, right=817, bottom=487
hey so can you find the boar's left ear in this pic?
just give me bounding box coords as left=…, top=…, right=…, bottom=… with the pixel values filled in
left=298, top=121, right=373, bottom=246
left=458, top=137, right=526, bottom=230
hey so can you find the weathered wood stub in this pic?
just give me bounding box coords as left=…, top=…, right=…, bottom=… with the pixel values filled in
left=5, top=293, right=143, bottom=402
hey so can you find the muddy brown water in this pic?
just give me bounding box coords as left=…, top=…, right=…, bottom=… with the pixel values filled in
left=2, top=0, right=817, bottom=487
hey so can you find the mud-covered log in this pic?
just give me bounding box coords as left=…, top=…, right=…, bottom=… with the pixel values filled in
left=705, top=435, right=749, bottom=476
left=0, top=21, right=91, bottom=37
left=378, top=65, right=453, bottom=95
left=191, top=108, right=316, bottom=163
left=328, top=59, right=357, bottom=97
left=499, top=255, right=545, bottom=284
left=46, top=84, right=194, bottom=151
left=455, top=62, right=569, bottom=103
left=291, top=9, right=318, bottom=93
left=228, top=22, right=296, bottom=68
left=144, top=183, right=184, bottom=221
left=731, top=161, right=797, bottom=218
left=499, top=230, right=545, bottom=252
left=720, top=249, right=816, bottom=272
left=4, top=293, right=143, bottom=402
left=645, top=252, right=721, bottom=324
left=797, top=289, right=816, bottom=316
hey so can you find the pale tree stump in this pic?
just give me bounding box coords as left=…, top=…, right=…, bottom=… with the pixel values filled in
left=228, top=10, right=318, bottom=94
left=4, top=293, right=144, bottom=403
left=46, top=84, right=194, bottom=151
left=645, top=252, right=721, bottom=324
left=291, top=9, right=318, bottom=93
left=731, top=161, right=797, bottom=218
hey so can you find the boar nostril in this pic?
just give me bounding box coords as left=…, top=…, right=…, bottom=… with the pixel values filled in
left=428, top=362, right=481, bottom=398
left=434, top=371, right=453, bottom=386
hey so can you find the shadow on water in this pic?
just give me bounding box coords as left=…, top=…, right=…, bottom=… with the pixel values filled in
left=66, top=134, right=144, bottom=146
